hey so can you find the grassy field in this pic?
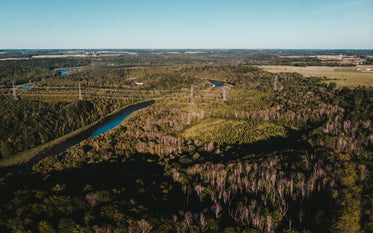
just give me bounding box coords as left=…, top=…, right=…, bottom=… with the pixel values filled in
left=259, top=65, right=373, bottom=87
left=181, top=118, right=286, bottom=145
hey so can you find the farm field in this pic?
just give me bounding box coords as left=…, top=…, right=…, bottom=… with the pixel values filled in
left=259, top=65, right=373, bottom=87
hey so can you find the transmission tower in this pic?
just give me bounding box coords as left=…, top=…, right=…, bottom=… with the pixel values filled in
left=273, top=75, right=278, bottom=92
left=189, top=85, right=194, bottom=105
left=222, top=88, right=226, bottom=101
left=12, top=81, right=18, bottom=100
left=78, top=83, right=83, bottom=100
left=339, top=53, right=343, bottom=71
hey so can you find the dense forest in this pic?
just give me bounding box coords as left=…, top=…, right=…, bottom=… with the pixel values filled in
left=0, top=97, right=131, bottom=158
left=0, top=54, right=372, bottom=232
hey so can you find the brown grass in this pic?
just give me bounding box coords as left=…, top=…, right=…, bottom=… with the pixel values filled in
left=259, top=65, right=373, bottom=87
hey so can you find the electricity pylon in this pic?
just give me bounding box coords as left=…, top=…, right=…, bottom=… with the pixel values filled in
left=273, top=75, right=278, bottom=92
left=79, top=83, right=83, bottom=100
left=12, top=81, right=18, bottom=100
left=189, top=85, right=194, bottom=105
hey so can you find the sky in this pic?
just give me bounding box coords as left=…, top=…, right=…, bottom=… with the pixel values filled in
left=0, top=0, right=372, bottom=49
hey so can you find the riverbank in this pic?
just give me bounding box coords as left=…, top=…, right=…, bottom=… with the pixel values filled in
left=0, top=100, right=155, bottom=168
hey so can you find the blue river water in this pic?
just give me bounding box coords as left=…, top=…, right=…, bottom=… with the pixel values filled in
left=40, top=101, right=154, bottom=160
left=91, top=101, right=153, bottom=137
left=212, top=82, right=224, bottom=88
left=60, top=69, right=69, bottom=76
left=18, top=85, right=33, bottom=90
left=210, top=80, right=225, bottom=89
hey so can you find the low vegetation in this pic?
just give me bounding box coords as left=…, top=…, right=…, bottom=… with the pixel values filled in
left=260, top=65, right=373, bottom=87
left=181, top=119, right=286, bottom=145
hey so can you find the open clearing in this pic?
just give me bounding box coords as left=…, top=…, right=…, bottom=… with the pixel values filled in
left=181, top=119, right=286, bottom=145
left=259, top=65, right=373, bottom=87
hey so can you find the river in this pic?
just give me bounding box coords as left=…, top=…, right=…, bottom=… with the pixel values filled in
left=91, top=101, right=154, bottom=137
left=42, top=101, right=154, bottom=159
left=18, top=85, right=33, bottom=90
left=0, top=101, right=154, bottom=174
left=209, top=80, right=226, bottom=88
left=60, top=69, right=69, bottom=76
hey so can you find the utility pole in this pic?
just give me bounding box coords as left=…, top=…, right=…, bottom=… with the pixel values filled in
left=339, top=53, right=343, bottom=71
left=189, top=85, right=194, bottom=105
left=79, top=83, right=83, bottom=100
left=273, top=75, right=278, bottom=92
left=12, top=81, right=18, bottom=100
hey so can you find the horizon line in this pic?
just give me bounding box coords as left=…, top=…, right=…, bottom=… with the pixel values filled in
left=1, top=48, right=373, bottom=50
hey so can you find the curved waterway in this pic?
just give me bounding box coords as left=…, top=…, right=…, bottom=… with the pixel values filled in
left=18, top=85, right=33, bottom=90
left=0, top=101, right=154, bottom=175
left=208, top=80, right=228, bottom=88
left=212, top=82, right=224, bottom=89
left=91, top=102, right=153, bottom=137
left=35, top=101, right=154, bottom=163
left=60, top=68, right=69, bottom=76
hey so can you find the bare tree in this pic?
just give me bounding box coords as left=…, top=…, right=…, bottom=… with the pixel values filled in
left=138, top=219, right=152, bottom=233
left=212, top=203, right=222, bottom=219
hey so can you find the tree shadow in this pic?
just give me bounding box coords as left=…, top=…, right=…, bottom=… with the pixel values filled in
left=44, top=153, right=185, bottom=217
left=195, top=127, right=313, bottom=165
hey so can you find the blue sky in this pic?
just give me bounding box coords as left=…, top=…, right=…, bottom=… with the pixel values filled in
left=0, top=0, right=372, bottom=49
